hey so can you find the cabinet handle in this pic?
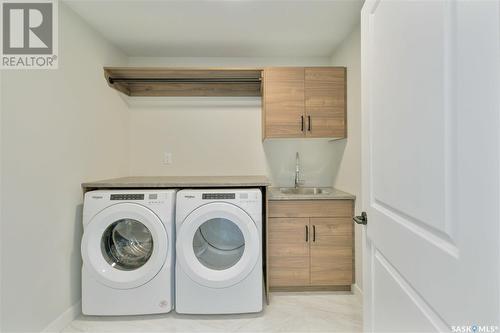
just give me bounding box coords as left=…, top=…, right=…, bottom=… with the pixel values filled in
left=305, top=225, right=308, bottom=242
left=313, top=225, right=316, bottom=242
left=308, top=115, right=311, bottom=132
left=301, top=115, right=304, bottom=132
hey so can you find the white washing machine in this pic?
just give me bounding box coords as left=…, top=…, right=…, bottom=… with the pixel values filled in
left=175, top=189, right=263, bottom=314
left=81, top=189, right=176, bottom=315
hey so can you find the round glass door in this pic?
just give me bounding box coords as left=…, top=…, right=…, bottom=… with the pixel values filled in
left=193, top=218, right=245, bottom=270
left=176, top=202, right=260, bottom=289
left=82, top=203, right=168, bottom=290
left=101, top=219, right=154, bottom=271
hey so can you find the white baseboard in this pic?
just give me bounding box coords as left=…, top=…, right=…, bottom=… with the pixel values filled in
left=42, top=300, right=81, bottom=333
left=352, top=283, right=363, bottom=303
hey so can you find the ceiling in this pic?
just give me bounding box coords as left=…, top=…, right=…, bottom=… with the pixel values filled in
left=64, top=0, right=362, bottom=58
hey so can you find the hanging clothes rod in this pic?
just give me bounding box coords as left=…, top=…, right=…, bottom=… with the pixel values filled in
left=108, top=77, right=262, bottom=84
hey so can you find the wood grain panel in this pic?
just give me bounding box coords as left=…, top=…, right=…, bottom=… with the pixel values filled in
left=269, top=200, right=353, bottom=218
left=271, top=285, right=351, bottom=292
left=305, top=67, right=346, bottom=138
left=126, top=82, right=261, bottom=97
left=104, top=67, right=263, bottom=79
left=263, top=68, right=305, bottom=138
left=268, top=217, right=310, bottom=287
left=261, top=70, right=267, bottom=140
left=310, top=217, right=354, bottom=285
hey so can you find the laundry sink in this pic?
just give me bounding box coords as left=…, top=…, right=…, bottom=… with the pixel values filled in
left=279, top=187, right=331, bottom=195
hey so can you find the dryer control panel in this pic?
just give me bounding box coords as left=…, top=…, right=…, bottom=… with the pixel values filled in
left=202, top=193, right=235, bottom=200
left=110, top=193, right=145, bottom=200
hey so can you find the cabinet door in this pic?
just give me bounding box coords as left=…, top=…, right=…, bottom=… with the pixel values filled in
left=263, top=68, right=305, bottom=138
left=268, top=217, right=310, bottom=287
left=310, top=217, right=353, bottom=285
left=305, top=67, right=346, bottom=138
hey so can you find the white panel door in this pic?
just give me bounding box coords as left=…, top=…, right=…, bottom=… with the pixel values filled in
left=361, top=0, right=500, bottom=331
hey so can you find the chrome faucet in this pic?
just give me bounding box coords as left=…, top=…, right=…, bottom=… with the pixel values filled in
left=294, top=152, right=304, bottom=188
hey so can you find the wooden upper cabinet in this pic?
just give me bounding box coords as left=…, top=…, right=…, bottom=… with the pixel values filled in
left=262, top=67, right=346, bottom=140
left=263, top=68, right=305, bottom=138
left=305, top=67, right=347, bottom=138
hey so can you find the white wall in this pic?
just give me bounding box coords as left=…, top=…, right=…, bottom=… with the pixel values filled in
left=330, top=25, right=363, bottom=291
left=127, top=57, right=343, bottom=187
left=127, top=57, right=332, bottom=68
left=128, top=98, right=266, bottom=176
left=0, top=69, right=3, bottom=332
left=0, top=4, right=129, bottom=332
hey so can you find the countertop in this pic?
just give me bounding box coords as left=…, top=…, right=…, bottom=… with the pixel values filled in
left=268, top=187, right=355, bottom=201
left=82, top=176, right=270, bottom=191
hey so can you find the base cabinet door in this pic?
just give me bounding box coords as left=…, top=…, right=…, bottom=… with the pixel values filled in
left=310, top=217, right=353, bottom=285
left=268, top=217, right=310, bottom=287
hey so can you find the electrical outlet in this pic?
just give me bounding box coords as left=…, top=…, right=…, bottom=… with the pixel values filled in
left=163, top=152, right=173, bottom=165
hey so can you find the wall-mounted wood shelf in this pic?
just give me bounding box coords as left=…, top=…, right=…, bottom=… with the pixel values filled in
left=104, top=67, right=263, bottom=97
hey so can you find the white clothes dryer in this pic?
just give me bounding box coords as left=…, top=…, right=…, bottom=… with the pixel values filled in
left=175, top=189, right=262, bottom=314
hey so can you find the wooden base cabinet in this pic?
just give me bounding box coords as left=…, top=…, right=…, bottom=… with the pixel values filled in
left=310, top=217, right=353, bottom=286
left=268, top=200, right=354, bottom=290
left=268, top=217, right=310, bottom=286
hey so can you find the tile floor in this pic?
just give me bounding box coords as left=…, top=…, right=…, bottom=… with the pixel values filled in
left=63, top=292, right=362, bottom=333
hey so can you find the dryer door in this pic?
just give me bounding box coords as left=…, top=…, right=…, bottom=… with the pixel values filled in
left=81, top=203, right=168, bottom=289
left=177, top=202, right=260, bottom=289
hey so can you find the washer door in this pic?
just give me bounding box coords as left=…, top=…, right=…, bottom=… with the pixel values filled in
left=177, top=202, right=259, bottom=289
left=81, top=203, right=167, bottom=290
